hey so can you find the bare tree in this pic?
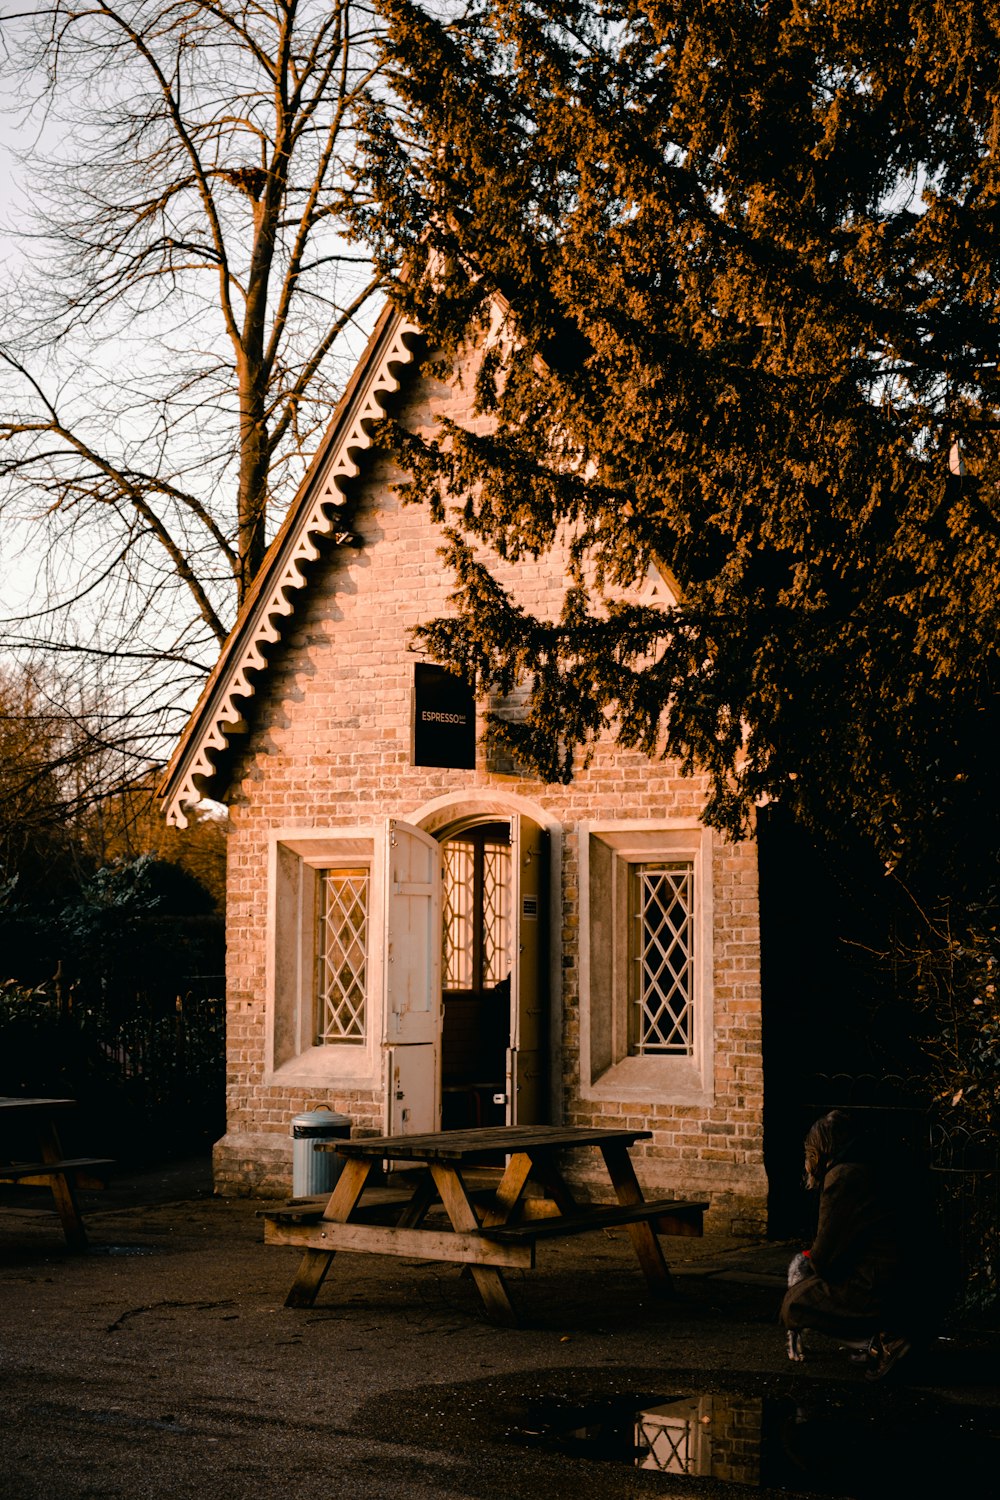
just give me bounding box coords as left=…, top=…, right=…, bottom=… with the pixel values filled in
left=0, top=657, right=227, bottom=924
left=0, top=660, right=117, bottom=885
left=0, top=0, right=382, bottom=769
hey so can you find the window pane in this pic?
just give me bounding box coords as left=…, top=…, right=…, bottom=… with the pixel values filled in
left=631, top=864, right=694, bottom=1055
left=316, top=867, right=368, bottom=1044
left=441, top=824, right=512, bottom=992
left=442, top=842, right=475, bottom=989
left=482, top=841, right=511, bottom=987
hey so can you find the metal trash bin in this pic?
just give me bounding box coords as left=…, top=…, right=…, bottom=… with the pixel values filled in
left=291, top=1108, right=351, bottom=1198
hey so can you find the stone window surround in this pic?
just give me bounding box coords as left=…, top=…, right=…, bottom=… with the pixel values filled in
left=265, top=827, right=384, bottom=1090
left=578, top=819, right=716, bottom=1106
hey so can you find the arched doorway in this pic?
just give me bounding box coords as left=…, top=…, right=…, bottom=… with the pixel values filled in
left=440, top=821, right=512, bottom=1127
left=437, top=813, right=548, bottom=1129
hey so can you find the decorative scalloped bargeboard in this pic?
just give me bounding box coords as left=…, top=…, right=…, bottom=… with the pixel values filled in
left=165, top=313, right=421, bottom=828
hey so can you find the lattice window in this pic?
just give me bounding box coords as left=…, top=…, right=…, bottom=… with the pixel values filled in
left=441, top=824, right=511, bottom=991
left=630, top=863, right=694, bottom=1055
left=634, top=1397, right=714, bottom=1476
left=315, top=867, right=369, bottom=1045
left=481, top=843, right=511, bottom=987
left=442, top=842, right=475, bottom=990
left=635, top=1409, right=695, bottom=1474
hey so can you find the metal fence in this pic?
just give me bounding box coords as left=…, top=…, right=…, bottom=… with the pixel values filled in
left=75, top=977, right=226, bottom=1153
left=91, top=980, right=226, bottom=1091
left=0, top=975, right=226, bottom=1159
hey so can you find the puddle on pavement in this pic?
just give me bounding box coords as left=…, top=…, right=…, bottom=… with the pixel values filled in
left=507, top=1389, right=1000, bottom=1495
left=90, top=1244, right=163, bottom=1257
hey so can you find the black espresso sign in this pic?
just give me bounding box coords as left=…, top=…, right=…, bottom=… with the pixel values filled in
left=412, top=663, right=476, bottom=770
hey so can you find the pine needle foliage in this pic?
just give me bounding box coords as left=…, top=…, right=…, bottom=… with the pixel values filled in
left=356, top=0, right=1000, bottom=894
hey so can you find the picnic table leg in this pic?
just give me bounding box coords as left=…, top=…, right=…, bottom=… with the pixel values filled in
left=520, top=1152, right=578, bottom=1217
left=395, top=1168, right=438, bottom=1229
left=480, top=1152, right=534, bottom=1228
left=37, top=1120, right=88, bottom=1253
left=430, top=1162, right=519, bottom=1326
left=284, top=1157, right=373, bottom=1309
left=599, top=1142, right=676, bottom=1299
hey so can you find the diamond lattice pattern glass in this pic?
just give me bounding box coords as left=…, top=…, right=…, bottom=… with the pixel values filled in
left=632, top=863, right=694, bottom=1055
left=316, top=868, right=369, bottom=1044
left=442, top=835, right=511, bottom=990
left=481, top=843, right=511, bottom=987
left=442, top=843, right=475, bottom=990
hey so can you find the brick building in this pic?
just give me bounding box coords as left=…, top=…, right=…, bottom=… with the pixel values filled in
left=160, top=301, right=768, bottom=1230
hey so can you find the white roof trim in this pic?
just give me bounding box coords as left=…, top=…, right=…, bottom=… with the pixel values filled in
left=164, top=312, right=420, bottom=827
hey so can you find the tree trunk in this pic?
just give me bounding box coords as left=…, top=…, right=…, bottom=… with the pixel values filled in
left=236, top=362, right=269, bottom=604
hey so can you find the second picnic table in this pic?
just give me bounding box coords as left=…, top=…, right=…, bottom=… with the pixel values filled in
left=0, top=1096, right=113, bottom=1250
left=264, top=1124, right=707, bottom=1325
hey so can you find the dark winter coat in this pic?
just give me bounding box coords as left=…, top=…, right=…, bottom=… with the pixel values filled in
left=781, top=1161, right=906, bottom=1336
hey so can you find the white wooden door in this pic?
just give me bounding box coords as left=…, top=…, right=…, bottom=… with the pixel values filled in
left=506, top=814, right=547, bottom=1124
left=387, top=1042, right=438, bottom=1136
left=383, top=818, right=441, bottom=1135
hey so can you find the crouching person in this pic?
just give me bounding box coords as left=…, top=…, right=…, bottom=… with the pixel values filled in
left=781, top=1109, right=939, bottom=1381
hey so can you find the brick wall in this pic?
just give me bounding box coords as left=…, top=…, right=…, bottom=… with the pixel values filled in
left=213, top=348, right=768, bottom=1229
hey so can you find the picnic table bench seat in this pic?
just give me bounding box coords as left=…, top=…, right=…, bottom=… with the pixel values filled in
left=478, top=1196, right=708, bottom=1242
left=0, top=1156, right=115, bottom=1189
left=0, top=1154, right=115, bottom=1253
left=265, top=1184, right=421, bottom=1227
left=266, top=1190, right=554, bottom=1234
left=0, top=1097, right=115, bottom=1250
left=267, top=1190, right=706, bottom=1240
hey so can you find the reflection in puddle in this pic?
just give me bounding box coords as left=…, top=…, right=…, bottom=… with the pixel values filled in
left=511, top=1389, right=1000, bottom=1495
left=90, top=1244, right=163, bottom=1257
left=637, top=1394, right=759, bottom=1481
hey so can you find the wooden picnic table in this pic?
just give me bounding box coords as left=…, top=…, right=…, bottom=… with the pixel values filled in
left=264, top=1125, right=707, bottom=1325
left=0, top=1096, right=113, bottom=1251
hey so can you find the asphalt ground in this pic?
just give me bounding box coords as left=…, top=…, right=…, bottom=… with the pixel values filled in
left=1, top=1159, right=997, bottom=1500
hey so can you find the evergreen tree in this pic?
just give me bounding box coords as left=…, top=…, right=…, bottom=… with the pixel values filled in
left=357, top=0, right=1000, bottom=896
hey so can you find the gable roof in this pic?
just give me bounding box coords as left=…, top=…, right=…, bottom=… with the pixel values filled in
left=159, top=301, right=420, bottom=828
